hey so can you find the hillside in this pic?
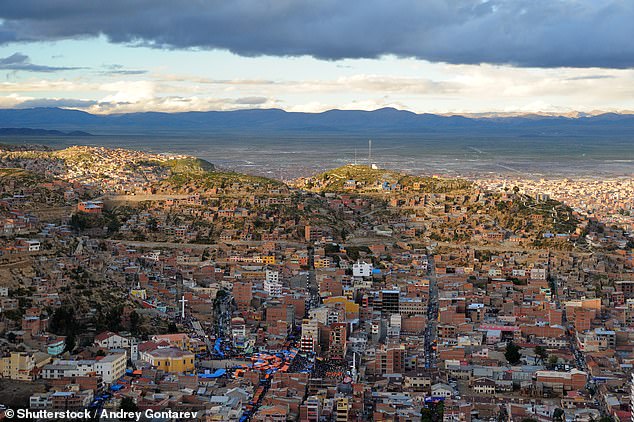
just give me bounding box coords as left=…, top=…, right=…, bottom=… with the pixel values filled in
left=0, top=168, right=47, bottom=186
left=0, top=144, right=284, bottom=197
left=159, top=170, right=284, bottom=194
left=295, top=164, right=472, bottom=193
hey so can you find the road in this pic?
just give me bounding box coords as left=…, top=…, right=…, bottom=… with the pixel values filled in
left=424, top=254, right=439, bottom=369
left=549, top=271, right=607, bottom=415
left=107, top=239, right=308, bottom=250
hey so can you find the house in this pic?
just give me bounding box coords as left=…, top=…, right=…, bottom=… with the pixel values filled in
left=472, top=377, right=496, bottom=395
left=431, top=382, right=454, bottom=398
left=94, top=331, right=131, bottom=349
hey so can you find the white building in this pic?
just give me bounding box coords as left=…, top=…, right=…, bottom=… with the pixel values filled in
left=30, top=392, right=53, bottom=409
left=94, top=332, right=131, bottom=349
left=352, top=261, right=373, bottom=278
left=431, top=383, right=454, bottom=398
left=264, top=269, right=282, bottom=297
left=42, top=360, right=95, bottom=379
left=26, top=240, right=41, bottom=252
left=95, top=353, right=127, bottom=385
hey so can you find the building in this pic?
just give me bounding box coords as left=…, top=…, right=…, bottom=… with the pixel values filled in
left=372, top=344, right=405, bottom=376
left=142, top=347, right=195, bottom=373
left=335, top=397, right=350, bottom=422
left=95, top=353, right=126, bottom=385
left=94, top=332, right=131, bottom=349
left=304, top=225, right=323, bottom=242
left=431, top=383, right=454, bottom=398
left=352, top=261, right=373, bottom=278
left=329, top=323, right=347, bottom=360
left=535, top=369, right=587, bottom=391
left=380, top=290, right=400, bottom=314
left=300, top=319, right=319, bottom=353
left=77, top=200, right=103, bottom=214
left=233, top=281, right=253, bottom=310
left=0, top=352, right=50, bottom=381
left=472, top=377, right=496, bottom=395
left=264, top=270, right=283, bottom=297
left=300, top=396, right=321, bottom=422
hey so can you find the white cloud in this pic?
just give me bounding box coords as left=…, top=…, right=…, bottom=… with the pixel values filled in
left=100, top=80, right=156, bottom=103
left=0, top=93, right=33, bottom=107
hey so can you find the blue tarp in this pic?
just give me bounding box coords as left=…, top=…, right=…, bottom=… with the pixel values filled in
left=110, top=384, right=124, bottom=391
left=214, top=338, right=225, bottom=358
left=198, top=368, right=226, bottom=379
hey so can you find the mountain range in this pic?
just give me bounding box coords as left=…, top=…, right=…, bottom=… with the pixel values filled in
left=0, top=107, right=634, bottom=136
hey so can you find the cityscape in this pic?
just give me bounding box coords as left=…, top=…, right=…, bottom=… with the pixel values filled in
left=0, top=2, right=634, bottom=422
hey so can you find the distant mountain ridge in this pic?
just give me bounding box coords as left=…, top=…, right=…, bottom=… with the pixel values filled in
left=0, top=127, right=92, bottom=136
left=0, top=107, right=634, bottom=136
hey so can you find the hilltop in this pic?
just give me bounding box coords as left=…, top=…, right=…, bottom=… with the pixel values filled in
left=0, top=145, right=284, bottom=197
left=294, top=164, right=472, bottom=193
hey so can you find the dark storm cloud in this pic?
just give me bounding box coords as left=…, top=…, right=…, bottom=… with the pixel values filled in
left=0, top=1, right=633, bottom=68
left=0, top=52, right=79, bottom=72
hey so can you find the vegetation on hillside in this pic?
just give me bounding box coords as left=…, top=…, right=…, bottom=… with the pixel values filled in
left=162, top=157, right=215, bottom=173
left=162, top=170, right=284, bottom=192
left=299, top=164, right=472, bottom=193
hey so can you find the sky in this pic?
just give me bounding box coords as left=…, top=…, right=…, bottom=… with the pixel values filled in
left=0, top=0, right=633, bottom=115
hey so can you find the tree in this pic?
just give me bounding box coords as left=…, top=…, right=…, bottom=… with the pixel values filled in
left=553, top=408, right=564, bottom=422
left=505, top=341, right=522, bottom=365
left=129, top=310, right=141, bottom=336
left=534, top=345, right=548, bottom=364
left=547, top=355, right=559, bottom=368
left=65, top=334, right=76, bottom=353
left=120, top=396, right=138, bottom=414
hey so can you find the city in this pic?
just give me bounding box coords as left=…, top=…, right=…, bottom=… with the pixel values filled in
left=1, top=2, right=634, bottom=422
left=0, top=144, right=632, bottom=421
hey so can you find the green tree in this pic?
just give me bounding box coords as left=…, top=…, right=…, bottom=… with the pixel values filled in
left=547, top=355, right=559, bottom=368
left=553, top=408, right=564, bottom=422
left=65, top=334, right=76, bottom=353
left=534, top=345, right=548, bottom=364
left=505, top=341, right=522, bottom=365
left=120, top=396, right=138, bottom=418
left=129, top=310, right=141, bottom=336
